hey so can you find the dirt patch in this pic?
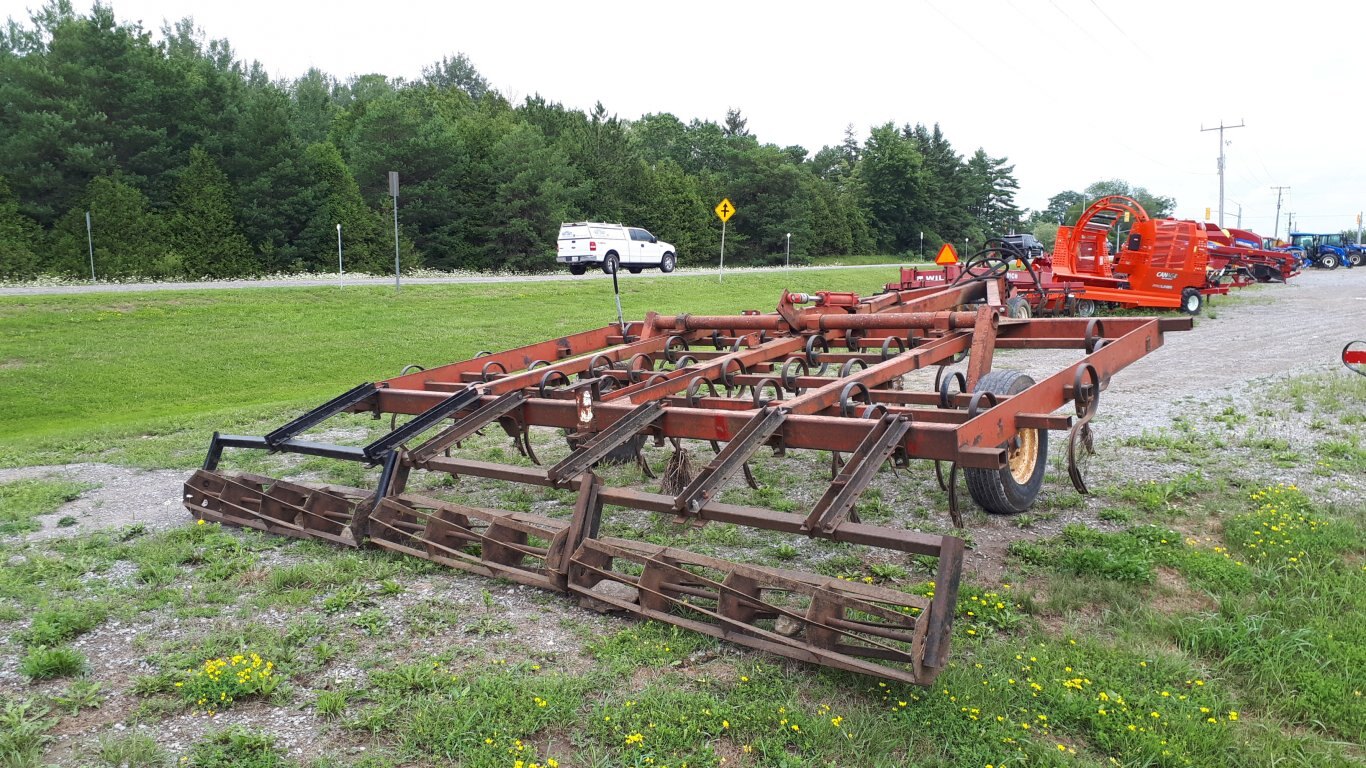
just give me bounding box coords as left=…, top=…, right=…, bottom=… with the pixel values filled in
left=1152, top=566, right=1217, bottom=615
left=0, top=463, right=188, bottom=542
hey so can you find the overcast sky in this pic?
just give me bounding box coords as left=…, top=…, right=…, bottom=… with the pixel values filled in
left=16, top=0, right=1364, bottom=237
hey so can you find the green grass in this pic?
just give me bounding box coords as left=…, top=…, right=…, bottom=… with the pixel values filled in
left=0, top=699, right=56, bottom=768
left=0, top=267, right=895, bottom=468
left=0, top=478, right=94, bottom=534
left=186, top=727, right=291, bottom=768
left=19, top=646, right=87, bottom=679
left=17, top=600, right=108, bottom=646
left=96, top=731, right=170, bottom=767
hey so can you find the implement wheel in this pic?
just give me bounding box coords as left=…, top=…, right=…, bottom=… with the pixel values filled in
left=965, top=370, right=1048, bottom=514
left=1180, top=287, right=1203, bottom=315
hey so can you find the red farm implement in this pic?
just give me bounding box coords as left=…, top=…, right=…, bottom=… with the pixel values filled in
left=1200, top=224, right=1301, bottom=284
left=186, top=274, right=1190, bottom=685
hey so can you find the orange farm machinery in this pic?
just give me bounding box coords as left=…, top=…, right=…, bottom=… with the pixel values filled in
left=889, top=197, right=1291, bottom=317
left=186, top=273, right=1190, bottom=686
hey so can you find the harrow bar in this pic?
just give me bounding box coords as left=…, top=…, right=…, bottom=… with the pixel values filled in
left=187, top=277, right=1189, bottom=685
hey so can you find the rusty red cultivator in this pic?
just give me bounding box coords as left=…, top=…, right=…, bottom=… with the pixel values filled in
left=185, top=274, right=1189, bottom=685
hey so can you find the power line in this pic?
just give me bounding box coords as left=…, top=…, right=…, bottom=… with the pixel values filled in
left=1086, top=0, right=1155, bottom=64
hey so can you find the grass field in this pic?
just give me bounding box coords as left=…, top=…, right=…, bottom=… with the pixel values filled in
left=0, top=267, right=896, bottom=469
left=1, top=271, right=1363, bottom=768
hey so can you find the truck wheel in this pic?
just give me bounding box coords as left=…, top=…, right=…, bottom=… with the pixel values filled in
left=964, top=370, right=1048, bottom=514
left=660, top=252, right=676, bottom=273
left=1005, top=296, right=1031, bottom=319
left=602, top=253, right=619, bottom=274
left=1319, top=253, right=1339, bottom=269
left=1180, top=287, right=1203, bottom=315
left=569, top=265, right=586, bottom=276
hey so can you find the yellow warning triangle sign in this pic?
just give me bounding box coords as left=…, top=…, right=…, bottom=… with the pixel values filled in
left=935, top=243, right=958, bottom=265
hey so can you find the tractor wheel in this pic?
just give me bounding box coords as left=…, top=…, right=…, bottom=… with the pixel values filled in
left=1319, top=253, right=1339, bottom=269
left=660, top=252, right=676, bottom=273
left=1349, top=252, right=1363, bottom=268
left=964, top=370, right=1048, bottom=515
left=1074, top=299, right=1097, bottom=318
left=569, top=265, right=587, bottom=276
left=602, top=253, right=620, bottom=274
left=1180, top=287, right=1203, bottom=315
left=1005, top=296, right=1031, bottom=319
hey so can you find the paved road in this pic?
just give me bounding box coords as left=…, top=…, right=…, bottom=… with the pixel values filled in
left=0, top=263, right=904, bottom=296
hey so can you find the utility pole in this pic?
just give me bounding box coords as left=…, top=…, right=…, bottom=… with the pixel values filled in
left=1201, top=120, right=1245, bottom=227
left=1270, top=185, right=1290, bottom=241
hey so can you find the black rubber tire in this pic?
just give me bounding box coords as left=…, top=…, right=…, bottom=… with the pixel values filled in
left=1348, top=252, right=1362, bottom=268
left=1074, top=299, right=1097, bottom=318
left=1319, top=253, right=1338, bottom=270
left=660, top=252, right=676, bottom=273
left=569, top=265, right=586, bottom=276
left=1180, top=287, right=1203, bottom=315
left=602, top=253, right=619, bottom=274
left=1005, top=296, right=1031, bottom=320
left=627, top=266, right=643, bottom=274
left=964, top=370, right=1048, bottom=515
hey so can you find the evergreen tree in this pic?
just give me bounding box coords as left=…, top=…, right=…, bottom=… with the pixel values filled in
left=421, top=53, right=490, bottom=101
left=482, top=123, right=584, bottom=272
left=297, top=141, right=390, bottom=274
left=857, top=123, right=931, bottom=253
left=50, top=175, right=169, bottom=278
left=0, top=175, right=41, bottom=278
left=635, top=159, right=708, bottom=265
left=171, top=147, right=255, bottom=278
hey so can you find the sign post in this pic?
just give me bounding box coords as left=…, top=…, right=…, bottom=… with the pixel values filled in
left=785, top=232, right=791, bottom=269
left=714, top=198, right=735, bottom=282
left=84, top=209, right=94, bottom=281
left=336, top=223, right=344, bottom=288
left=389, top=171, right=401, bottom=292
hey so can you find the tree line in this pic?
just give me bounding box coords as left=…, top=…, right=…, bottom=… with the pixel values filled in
left=2, top=3, right=1149, bottom=280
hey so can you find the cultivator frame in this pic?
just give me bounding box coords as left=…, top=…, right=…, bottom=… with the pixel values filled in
left=186, top=275, right=1190, bottom=685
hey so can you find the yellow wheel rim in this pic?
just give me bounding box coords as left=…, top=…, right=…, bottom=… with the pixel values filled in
left=1008, top=428, right=1039, bottom=484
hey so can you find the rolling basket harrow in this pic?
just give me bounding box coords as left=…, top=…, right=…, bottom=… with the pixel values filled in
left=186, top=274, right=1189, bottom=685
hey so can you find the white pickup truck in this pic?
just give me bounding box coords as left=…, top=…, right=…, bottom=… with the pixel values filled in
left=556, top=222, right=677, bottom=275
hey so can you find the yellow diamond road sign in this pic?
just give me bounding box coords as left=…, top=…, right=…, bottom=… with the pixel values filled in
left=715, top=198, right=736, bottom=223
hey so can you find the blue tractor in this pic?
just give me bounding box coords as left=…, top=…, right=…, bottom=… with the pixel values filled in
left=1282, top=232, right=1357, bottom=269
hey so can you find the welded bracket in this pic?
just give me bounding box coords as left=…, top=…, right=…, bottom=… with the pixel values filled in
left=408, top=391, right=527, bottom=465
left=548, top=400, right=666, bottom=486
left=802, top=414, right=911, bottom=534
left=363, top=387, right=482, bottom=461
left=674, top=406, right=787, bottom=517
